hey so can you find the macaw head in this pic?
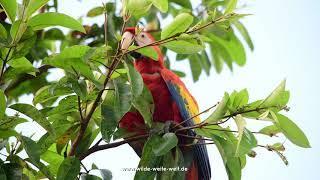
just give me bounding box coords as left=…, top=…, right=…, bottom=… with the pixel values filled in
left=121, top=27, right=163, bottom=63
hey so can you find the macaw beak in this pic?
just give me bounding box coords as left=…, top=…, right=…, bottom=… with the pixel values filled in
left=121, top=31, right=134, bottom=51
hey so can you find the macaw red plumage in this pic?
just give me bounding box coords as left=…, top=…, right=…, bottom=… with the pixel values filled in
left=119, top=27, right=211, bottom=180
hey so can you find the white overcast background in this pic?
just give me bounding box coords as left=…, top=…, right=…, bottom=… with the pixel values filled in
left=9, top=0, right=320, bottom=179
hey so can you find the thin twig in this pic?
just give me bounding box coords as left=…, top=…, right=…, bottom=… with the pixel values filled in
left=180, top=142, right=215, bottom=147
left=92, top=138, right=103, bottom=148
left=80, top=161, right=89, bottom=173
left=68, top=18, right=130, bottom=157
left=176, top=133, right=213, bottom=142
left=202, top=127, right=265, bottom=135
left=173, top=102, right=219, bottom=128
left=78, top=96, right=84, bottom=121
left=79, top=134, right=149, bottom=160
left=175, top=106, right=276, bottom=133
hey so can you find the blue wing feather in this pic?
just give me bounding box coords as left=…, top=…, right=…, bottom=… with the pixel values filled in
left=161, top=73, right=211, bottom=180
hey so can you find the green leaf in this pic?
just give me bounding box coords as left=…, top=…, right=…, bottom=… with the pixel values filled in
left=152, top=133, right=178, bottom=156
left=100, top=169, right=112, bottom=180
left=152, top=0, right=168, bottom=13
left=212, top=135, right=241, bottom=180
left=28, top=12, right=86, bottom=33
left=134, top=135, right=162, bottom=180
left=37, top=117, right=74, bottom=154
left=234, top=115, right=246, bottom=156
left=57, top=157, right=80, bottom=180
left=80, top=174, right=102, bottom=180
left=91, top=164, right=99, bottom=170
left=7, top=57, right=37, bottom=75
left=0, top=0, right=17, bottom=23
left=233, top=21, right=254, bottom=50
left=209, top=34, right=246, bottom=66
left=260, top=80, right=289, bottom=110
left=227, top=89, right=249, bottom=112
left=25, top=0, right=50, bottom=18
left=101, top=80, right=132, bottom=141
left=37, top=161, right=56, bottom=180
left=170, top=0, right=192, bottom=9
left=0, top=90, right=5, bottom=120
left=232, top=89, right=249, bottom=109
left=10, top=20, right=28, bottom=44
left=41, top=149, right=64, bottom=175
left=125, top=0, right=153, bottom=17
left=0, top=129, right=18, bottom=139
left=132, top=85, right=154, bottom=127
left=101, top=90, right=118, bottom=142
left=158, top=147, right=184, bottom=180
left=236, top=129, right=257, bottom=156
left=259, top=125, right=281, bottom=136
left=200, top=51, right=211, bottom=75
left=46, top=95, right=78, bottom=116
left=0, top=23, right=7, bottom=40
left=274, top=113, right=310, bottom=148
left=10, top=29, right=36, bottom=59
left=20, top=136, right=40, bottom=164
left=0, top=116, right=27, bottom=130
left=172, top=70, right=186, bottom=78
left=33, top=85, right=72, bottom=106
left=206, top=93, right=229, bottom=123
left=114, top=79, right=132, bottom=118
left=164, top=39, right=205, bottom=54
left=0, top=161, right=6, bottom=180
left=188, top=54, right=202, bottom=82
left=2, top=163, right=22, bottom=180
left=9, top=103, right=54, bottom=135
left=125, top=63, right=144, bottom=97
left=161, top=13, right=193, bottom=39
left=225, top=0, right=238, bottom=14
left=128, top=46, right=159, bottom=60
left=43, top=45, right=99, bottom=85
left=87, top=6, right=104, bottom=17
left=210, top=43, right=223, bottom=73
left=270, top=143, right=285, bottom=151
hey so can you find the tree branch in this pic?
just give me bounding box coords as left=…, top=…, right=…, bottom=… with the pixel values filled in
left=68, top=17, right=130, bottom=156
left=175, top=106, right=281, bottom=133
left=120, top=13, right=235, bottom=56
left=79, top=134, right=149, bottom=160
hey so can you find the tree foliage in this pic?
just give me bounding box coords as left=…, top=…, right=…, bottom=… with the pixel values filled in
left=0, top=0, right=310, bottom=179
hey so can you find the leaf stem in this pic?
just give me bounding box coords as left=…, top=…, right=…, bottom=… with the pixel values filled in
left=0, top=47, right=13, bottom=82
left=77, top=96, right=84, bottom=122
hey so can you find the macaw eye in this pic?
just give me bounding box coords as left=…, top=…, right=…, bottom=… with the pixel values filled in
left=141, top=34, right=145, bottom=38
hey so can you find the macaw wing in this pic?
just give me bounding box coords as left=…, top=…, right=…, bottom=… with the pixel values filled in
left=160, top=69, right=211, bottom=180
left=160, top=69, right=200, bottom=126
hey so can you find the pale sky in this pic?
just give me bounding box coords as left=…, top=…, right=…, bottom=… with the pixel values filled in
left=10, top=0, right=320, bottom=179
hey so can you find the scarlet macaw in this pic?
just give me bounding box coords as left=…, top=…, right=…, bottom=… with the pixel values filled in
left=119, top=27, right=211, bottom=180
